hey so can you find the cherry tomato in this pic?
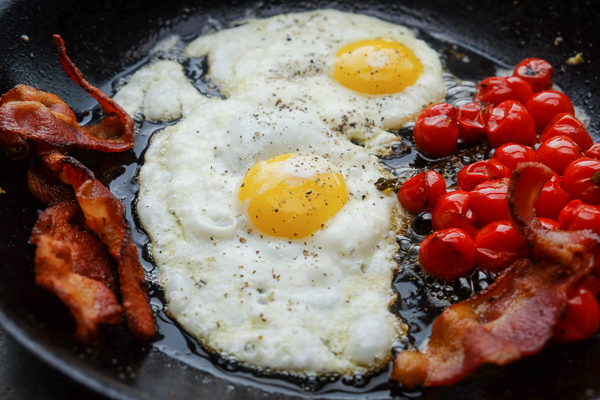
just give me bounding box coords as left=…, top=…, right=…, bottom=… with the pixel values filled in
left=419, top=228, right=477, bottom=279
left=487, top=100, right=537, bottom=148
left=582, top=276, right=600, bottom=297
left=534, top=172, right=571, bottom=220
left=413, top=103, right=459, bottom=158
left=457, top=101, right=493, bottom=143
left=562, top=158, right=600, bottom=205
left=474, top=220, right=528, bottom=272
left=513, top=58, right=554, bottom=93
left=584, top=143, right=600, bottom=160
left=456, top=159, right=511, bottom=192
left=558, top=199, right=600, bottom=236
left=475, top=76, right=534, bottom=107
left=397, top=170, right=447, bottom=213
left=539, top=113, right=593, bottom=151
left=536, top=135, right=584, bottom=176
left=492, top=143, right=538, bottom=171
left=431, top=191, right=478, bottom=238
left=539, top=218, right=561, bottom=230
left=470, top=179, right=511, bottom=227
left=553, top=286, right=600, bottom=343
left=525, top=90, right=575, bottom=132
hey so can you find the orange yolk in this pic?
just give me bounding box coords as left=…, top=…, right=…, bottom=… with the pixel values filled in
left=333, top=38, right=423, bottom=95
left=238, top=153, right=348, bottom=238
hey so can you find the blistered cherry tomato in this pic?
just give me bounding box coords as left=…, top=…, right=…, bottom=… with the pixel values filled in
left=492, top=143, right=538, bottom=171
left=475, top=76, right=534, bottom=107
left=419, top=228, right=477, bottom=279
left=487, top=100, right=537, bottom=148
left=474, top=220, right=527, bottom=272
left=539, top=113, right=593, bottom=151
left=584, top=143, right=600, bottom=160
left=470, top=179, right=510, bottom=227
left=536, top=135, right=584, bottom=176
left=457, top=101, right=493, bottom=143
left=534, top=172, right=571, bottom=220
left=539, top=218, right=560, bottom=230
left=431, top=191, right=478, bottom=238
left=413, top=103, right=459, bottom=158
left=397, top=170, right=447, bottom=213
left=554, top=286, right=600, bottom=343
left=562, top=158, right=600, bottom=205
left=513, top=58, right=553, bottom=93
left=558, top=199, right=600, bottom=236
left=456, top=159, right=511, bottom=192
left=525, top=90, right=575, bottom=131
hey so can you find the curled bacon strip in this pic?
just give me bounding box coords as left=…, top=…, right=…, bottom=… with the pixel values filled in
left=0, top=35, right=134, bottom=158
left=392, top=162, right=600, bottom=388
left=31, top=202, right=123, bottom=343
left=35, top=151, right=157, bottom=341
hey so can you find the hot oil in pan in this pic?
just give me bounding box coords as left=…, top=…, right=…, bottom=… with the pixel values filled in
left=85, top=24, right=509, bottom=395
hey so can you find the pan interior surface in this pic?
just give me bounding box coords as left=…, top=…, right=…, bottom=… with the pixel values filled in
left=0, top=0, right=599, bottom=399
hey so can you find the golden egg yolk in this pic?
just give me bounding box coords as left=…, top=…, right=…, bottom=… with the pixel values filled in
left=238, top=153, right=348, bottom=238
left=333, top=38, right=423, bottom=95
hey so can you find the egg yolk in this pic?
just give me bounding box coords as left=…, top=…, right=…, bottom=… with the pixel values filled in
left=238, top=153, right=348, bottom=238
left=333, top=38, right=423, bottom=95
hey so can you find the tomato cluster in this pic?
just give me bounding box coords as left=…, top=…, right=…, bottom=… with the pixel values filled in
left=398, top=57, right=600, bottom=343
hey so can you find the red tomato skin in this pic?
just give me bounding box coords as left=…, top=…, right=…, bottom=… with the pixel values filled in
left=562, top=158, right=600, bottom=205
left=456, top=159, right=511, bottom=192
left=431, top=191, right=479, bottom=238
left=475, top=76, right=534, bottom=107
left=553, top=286, right=600, bottom=343
left=487, top=101, right=537, bottom=148
left=558, top=199, right=600, bottom=236
left=397, top=170, right=447, bottom=213
left=419, top=228, right=477, bottom=279
left=513, top=58, right=554, bottom=93
left=470, top=179, right=511, bottom=227
left=539, top=113, right=593, bottom=151
left=536, top=135, right=584, bottom=176
left=539, top=218, right=561, bottom=230
left=413, top=103, right=459, bottom=158
left=525, top=90, right=575, bottom=132
left=492, top=143, right=538, bottom=171
left=474, top=220, right=528, bottom=272
left=585, top=143, right=600, bottom=160
left=457, top=101, right=493, bottom=143
left=534, top=172, right=571, bottom=220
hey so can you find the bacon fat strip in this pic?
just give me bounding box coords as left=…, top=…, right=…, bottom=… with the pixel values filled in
left=39, top=151, right=157, bottom=341
left=392, top=162, right=600, bottom=388
left=0, top=37, right=134, bottom=158
left=31, top=233, right=123, bottom=344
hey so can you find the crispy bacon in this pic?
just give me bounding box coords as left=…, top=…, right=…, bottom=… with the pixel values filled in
left=31, top=205, right=123, bottom=342
left=392, top=162, right=600, bottom=388
left=0, top=36, right=134, bottom=158
left=36, top=151, right=156, bottom=341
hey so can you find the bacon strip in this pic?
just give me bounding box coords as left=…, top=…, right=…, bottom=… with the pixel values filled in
left=0, top=36, right=134, bottom=158
left=392, top=162, right=600, bottom=388
left=31, top=205, right=123, bottom=343
left=36, top=151, right=157, bottom=341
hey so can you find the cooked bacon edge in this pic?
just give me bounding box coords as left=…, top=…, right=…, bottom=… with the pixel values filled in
left=31, top=203, right=123, bottom=343
left=34, top=151, right=157, bottom=341
left=0, top=36, right=134, bottom=158
left=392, top=162, right=600, bottom=388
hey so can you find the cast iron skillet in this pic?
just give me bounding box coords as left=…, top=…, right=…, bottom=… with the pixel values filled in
left=1, top=0, right=600, bottom=399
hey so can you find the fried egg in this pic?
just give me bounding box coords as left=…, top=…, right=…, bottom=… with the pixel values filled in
left=123, top=9, right=446, bottom=375
left=137, top=99, right=403, bottom=374
left=185, top=10, right=445, bottom=151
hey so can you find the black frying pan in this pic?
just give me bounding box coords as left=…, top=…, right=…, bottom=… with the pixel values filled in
left=1, top=0, right=600, bottom=399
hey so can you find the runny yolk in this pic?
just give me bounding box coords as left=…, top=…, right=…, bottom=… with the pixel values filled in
left=333, top=38, right=423, bottom=95
left=238, top=153, right=348, bottom=238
